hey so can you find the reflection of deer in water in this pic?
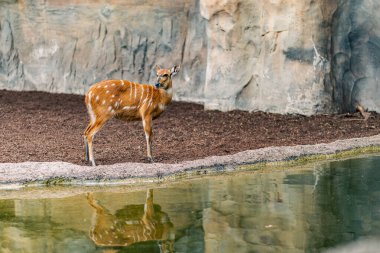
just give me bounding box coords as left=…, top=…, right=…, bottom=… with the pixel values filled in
left=87, top=189, right=174, bottom=252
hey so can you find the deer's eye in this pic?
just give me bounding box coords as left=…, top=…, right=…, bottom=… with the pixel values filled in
left=162, top=74, right=169, bottom=78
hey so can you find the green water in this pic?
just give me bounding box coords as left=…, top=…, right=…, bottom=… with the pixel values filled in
left=1, top=155, right=380, bottom=253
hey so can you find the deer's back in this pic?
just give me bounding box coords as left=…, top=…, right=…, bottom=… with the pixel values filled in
left=86, top=80, right=164, bottom=121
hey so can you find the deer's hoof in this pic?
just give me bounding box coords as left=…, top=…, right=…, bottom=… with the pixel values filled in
left=146, top=157, right=155, bottom=163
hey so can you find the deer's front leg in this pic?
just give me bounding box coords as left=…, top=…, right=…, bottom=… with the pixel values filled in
left=142, top=115, right=154, bottom=163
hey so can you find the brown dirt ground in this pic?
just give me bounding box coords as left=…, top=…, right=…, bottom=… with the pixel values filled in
left=0, top=90, right=379, bottom=166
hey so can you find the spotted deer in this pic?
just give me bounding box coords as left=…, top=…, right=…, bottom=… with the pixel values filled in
left=87, top=190, right=174, bottom=252
left=84, top=65, right=180, bottom=166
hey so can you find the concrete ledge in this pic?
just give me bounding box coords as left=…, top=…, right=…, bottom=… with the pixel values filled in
left=1, top=135, right=380, bottom=186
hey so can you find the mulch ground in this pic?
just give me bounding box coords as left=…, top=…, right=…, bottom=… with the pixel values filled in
left=0, top=90, right=379, bottom=166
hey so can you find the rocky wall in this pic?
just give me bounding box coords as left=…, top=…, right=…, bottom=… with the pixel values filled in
left=0, top=0, right=379, bottom=115
left=200, top=0, right=336, bottom=114
left=0, top=0, right=206, bottom=97
left=331, top=0, right=380, bottom=113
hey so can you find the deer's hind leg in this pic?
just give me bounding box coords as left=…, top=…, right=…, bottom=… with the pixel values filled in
left=87, top=192, right=106, bottom=213
left=84, top=118, right=106, bottom=166
left=84, top=124, right=92, bottom=162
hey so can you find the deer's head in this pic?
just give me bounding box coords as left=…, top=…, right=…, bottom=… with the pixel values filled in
left=155, top=65, right=180, bottom=89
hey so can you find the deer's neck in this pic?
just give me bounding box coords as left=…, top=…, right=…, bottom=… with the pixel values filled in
left=159, top=85, right=173, bottom=105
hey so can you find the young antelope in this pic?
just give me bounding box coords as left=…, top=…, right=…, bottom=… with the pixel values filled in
left=83, top=65, right=180, bottom=166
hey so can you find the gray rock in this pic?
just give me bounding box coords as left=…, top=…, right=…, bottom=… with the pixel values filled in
left=331, top=0, right=380, bottom=113
left=0, top=0, right=380, bottom=115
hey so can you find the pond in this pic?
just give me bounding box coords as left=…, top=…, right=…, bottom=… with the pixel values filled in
left=1, top=155, right=380, bottom=253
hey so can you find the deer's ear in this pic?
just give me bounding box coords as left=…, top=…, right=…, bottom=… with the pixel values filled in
left=155, top=65, right=161, bottom=72
left=171, top=65, right=180, bottom=76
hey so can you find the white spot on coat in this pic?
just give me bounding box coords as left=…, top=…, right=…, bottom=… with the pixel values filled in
left=123, top=106, right=136, bottom=110
left=87, top=102, right=96, bottom=123
left=159, top=103, right=166, bottom=111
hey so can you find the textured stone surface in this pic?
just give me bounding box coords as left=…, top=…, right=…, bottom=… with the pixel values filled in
left=331, top=0, right=380, bottom=113
left=0, top=0, right=206, bottom=97
left=0, top=0, right=379, bottom=115
left=200, top=0, right=336, bottom=114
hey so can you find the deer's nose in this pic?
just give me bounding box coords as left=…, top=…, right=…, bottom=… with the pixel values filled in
left=155, top=82, right=160, bottom=88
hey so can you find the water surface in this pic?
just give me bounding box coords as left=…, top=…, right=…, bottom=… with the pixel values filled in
left=1, top=155, right=380, bottom=252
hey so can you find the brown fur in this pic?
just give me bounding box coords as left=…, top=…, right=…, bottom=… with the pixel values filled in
left=83, top=65, right=180, bottom=166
